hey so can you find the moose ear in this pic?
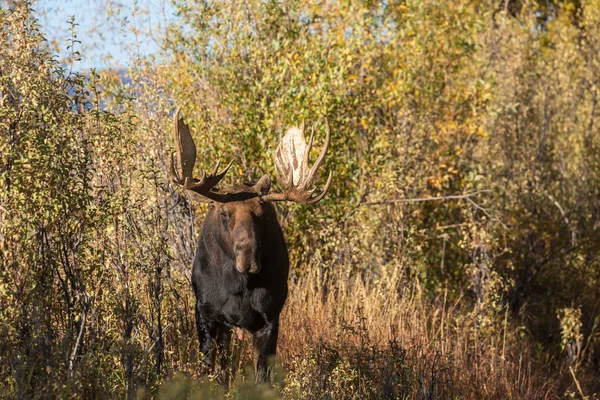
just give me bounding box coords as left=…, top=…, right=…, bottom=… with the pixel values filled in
left=253, top=174, right=271, bottom=195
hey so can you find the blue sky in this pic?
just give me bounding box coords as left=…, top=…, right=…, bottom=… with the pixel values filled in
left=36, top=0, right=176, bottom=71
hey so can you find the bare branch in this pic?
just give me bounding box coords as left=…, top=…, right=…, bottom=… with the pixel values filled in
left=547, top=194, right=577, bottom=246
left=69, top=292, right=89, bottom=374
left=362, top=190, right=508, bottom=229
left=361, top=190, right=492, bottom=206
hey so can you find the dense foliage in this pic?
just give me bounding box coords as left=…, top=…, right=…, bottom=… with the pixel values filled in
left=1, top=0, right=599, bottom=398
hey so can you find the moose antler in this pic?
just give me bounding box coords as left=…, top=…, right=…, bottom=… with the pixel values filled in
left=260, top=120, right=333, bottom=204
left=169, top=107, right=332, bottom=204
left=170, top=107, right=247, bottom=202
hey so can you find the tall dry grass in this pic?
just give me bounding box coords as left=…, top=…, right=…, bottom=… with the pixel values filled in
left=186, top=265, right=568, bottom=399
left=272, top=267, right=562, bottom=399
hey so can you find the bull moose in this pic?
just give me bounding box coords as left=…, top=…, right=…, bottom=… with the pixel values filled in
left=168, top=108, right=332, bottom=383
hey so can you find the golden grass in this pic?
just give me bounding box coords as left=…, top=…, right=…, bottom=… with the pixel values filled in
left=271, top=266, right=561, bottom=399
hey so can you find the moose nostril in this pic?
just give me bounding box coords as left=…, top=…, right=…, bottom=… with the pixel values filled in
left=235, top=247, right=261, bottom=274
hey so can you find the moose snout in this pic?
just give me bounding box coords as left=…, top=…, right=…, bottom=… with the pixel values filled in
left=234, top=244, right=261, bottom=274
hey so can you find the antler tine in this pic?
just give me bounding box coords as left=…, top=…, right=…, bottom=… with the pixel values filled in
left=305, top=119, right=330, bottom=187
left=171, top=106, right=196, bottom=185
left=211, top=158, right=222, bottom=176
left=301, top=125, right=315, bottom=188
left=218, top=159, right=234, bottom=178
left=185, top=159, right=234, bottom=191
left=306, top=170, right=333, bottom=204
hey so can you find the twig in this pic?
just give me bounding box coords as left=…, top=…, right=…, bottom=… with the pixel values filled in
left=360, top=190, right=491, bottom=206
left=69, top=295, right=88, bottom=374
left=146, top=323, right=172, bottom=354
left=362, top=190, right=508, bottom=230
left=465, top=197, right=508, bottom=229
left=547, top=194, right=577, bottom=247
left=436, top=223, right=468, bottom=230
left=569, top=366, right=587, bottom=399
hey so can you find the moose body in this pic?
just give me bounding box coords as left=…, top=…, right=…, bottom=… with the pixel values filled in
left=168, top=108, right=332, bottom=383
left=192, top=195, right=289, bottom=382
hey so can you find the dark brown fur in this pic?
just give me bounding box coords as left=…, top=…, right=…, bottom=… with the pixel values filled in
left=191, top=183, right=289, bottom=383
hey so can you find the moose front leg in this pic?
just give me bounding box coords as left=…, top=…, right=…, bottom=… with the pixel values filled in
left=214, top=325, right=232, bottom=385
left=252, top=317, right=279, bottom=384
left=195, top=301, right=233, bottom=383
left=195, top=301, right=219, bottom=373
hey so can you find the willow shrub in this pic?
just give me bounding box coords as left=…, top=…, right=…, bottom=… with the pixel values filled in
left=479, top=0, right=600, bottom=344
left=2, top=0, right=600, bottom=398
left=0, top=3, right=190, bottom=397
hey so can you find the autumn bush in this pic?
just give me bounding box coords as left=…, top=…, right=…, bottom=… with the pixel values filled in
left=1, top=0, right=599, bottom=398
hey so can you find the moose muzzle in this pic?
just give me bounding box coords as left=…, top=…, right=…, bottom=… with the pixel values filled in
left=235, top=250, right=260, bottom=274
left=234, top=239, right=261, bottom=274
